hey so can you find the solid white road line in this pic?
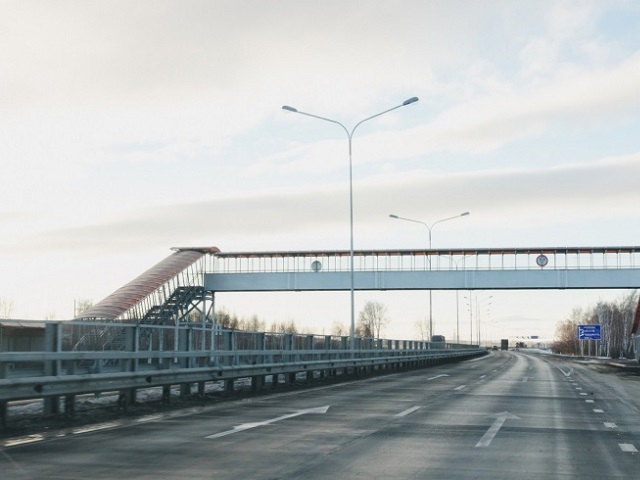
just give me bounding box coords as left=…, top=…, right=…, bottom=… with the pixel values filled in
left=426, top=374, right=450, bottom=381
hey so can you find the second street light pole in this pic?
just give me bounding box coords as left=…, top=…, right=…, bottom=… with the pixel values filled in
left=283, top=97, right=419, bottom=352
left=390, top=212, right=469, bottom=343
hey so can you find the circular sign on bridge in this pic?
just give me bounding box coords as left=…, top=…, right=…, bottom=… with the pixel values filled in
left=536, top=254, right=548, bottom=268
left=310, top=260, right=322, bottom=272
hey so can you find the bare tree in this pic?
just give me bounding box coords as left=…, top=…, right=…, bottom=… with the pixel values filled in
left=270, top=319, right=298, bottom=334
left=415, top=316, right=431, bottom=341
left=0, top=297, right=14, bottom=319
left=240, top=314, right=264, bottom=332
left=553, top=308, right=584, bottom=355
left=74, top=299, right=93, bottom=317
left=215, top=309, right=240, bottom=330
left=357, top=300, right=389, bottom=339
left=331, top=321, right=348, bottom=337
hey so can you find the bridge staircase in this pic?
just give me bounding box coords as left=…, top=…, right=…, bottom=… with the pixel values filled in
left=140, top=286, right=205, bottom=326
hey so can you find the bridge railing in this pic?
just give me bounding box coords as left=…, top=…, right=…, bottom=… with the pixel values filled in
left=207, top=247, right=640, bottom=274
left=0, top=321, right=484, bottom=407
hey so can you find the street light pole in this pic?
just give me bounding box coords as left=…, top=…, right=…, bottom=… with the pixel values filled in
left=389, top=212, right=469, bottom=342
left=474, top=294, right=492, bottom=346
left=283, top=97, right=419, bottom=352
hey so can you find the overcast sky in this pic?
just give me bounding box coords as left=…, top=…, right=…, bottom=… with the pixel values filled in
left=1, top=1, right=639, bottom=342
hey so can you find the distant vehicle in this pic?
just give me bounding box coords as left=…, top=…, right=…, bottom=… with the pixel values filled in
left=430, top=335, right=446, bottom=343
left=492, top=346, right=498, bottom=351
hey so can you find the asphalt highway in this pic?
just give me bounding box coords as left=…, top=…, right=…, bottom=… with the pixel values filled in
left=2, top=351, right=640, bottom=479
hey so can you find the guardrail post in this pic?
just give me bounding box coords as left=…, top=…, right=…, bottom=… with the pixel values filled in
left=252, top=333, right=265, bottom=391
left=282, top=334, right=296, bottom=384
left=305, top=335, right=314, bottom=382
left=64, top=395, right=75, bottom=418
left=221, top=330, right=232, bottom=366
left=222, top=329, right=234, bottom=395
left=0, top=349, right=7, bottom=426
left=43, top=322, right=61, bottom=415
left=180, top=326, right=193, bottom=397
left=321, top=335, right=331, bottom=379
left=340, top=336, right=348, bottom=374
left=118, top=324, right=138, bottom=409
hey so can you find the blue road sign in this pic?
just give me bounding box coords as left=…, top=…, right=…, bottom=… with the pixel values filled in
left=577, top=324, right=602, bottom=341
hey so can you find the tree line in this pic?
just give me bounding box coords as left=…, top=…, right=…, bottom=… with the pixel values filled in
left=553, top=290, right=638, bottom=358
left=1, top=295, right=392, bottom=339
left=215, top=300, right=390, bottom=338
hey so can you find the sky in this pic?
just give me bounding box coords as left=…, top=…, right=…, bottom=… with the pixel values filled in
left=1, top=0, right=640, bottom=343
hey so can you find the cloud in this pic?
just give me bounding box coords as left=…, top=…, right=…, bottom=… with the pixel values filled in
left=6, top=151, right=638, bottom=254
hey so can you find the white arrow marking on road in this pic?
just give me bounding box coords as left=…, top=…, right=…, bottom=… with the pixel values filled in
left=205, top=405, right=330, bottom=440
left=475, top=412, right=521, bottom=448
left=556, top=366, right=574, bottom=377
left=427, top=374, right=449, bottom=381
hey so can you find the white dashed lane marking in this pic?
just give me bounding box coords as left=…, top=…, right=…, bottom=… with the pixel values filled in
left=619, top=443, right=638, bottom=453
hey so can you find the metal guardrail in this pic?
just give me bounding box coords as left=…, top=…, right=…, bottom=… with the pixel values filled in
left=0, top=321, right=484, bottom=413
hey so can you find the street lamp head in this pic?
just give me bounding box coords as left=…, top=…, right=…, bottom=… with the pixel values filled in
left=461, top=211, right=470, bottom=217
left=402, top=97, right=419, bottom=106
left=282, top=105, right=298, bottom=113
left=389, top=214, right=399, bottom=219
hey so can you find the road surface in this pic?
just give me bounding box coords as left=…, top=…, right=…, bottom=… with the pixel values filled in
left=2, top=351, right=640, bottom=479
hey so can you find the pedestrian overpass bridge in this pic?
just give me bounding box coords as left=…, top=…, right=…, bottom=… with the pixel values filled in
left=205, top=246, right=640, bottom=292
left=76, top=246, right=640, bottom=324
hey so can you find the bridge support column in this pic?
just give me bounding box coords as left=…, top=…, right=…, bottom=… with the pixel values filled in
left=271, top=373, right=279, bottom=389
